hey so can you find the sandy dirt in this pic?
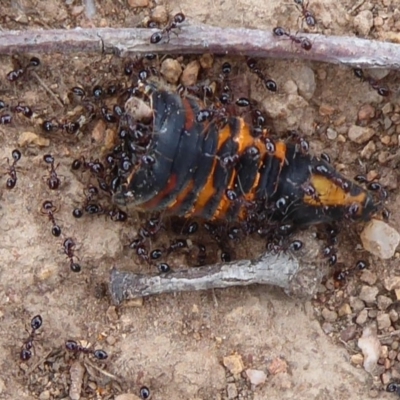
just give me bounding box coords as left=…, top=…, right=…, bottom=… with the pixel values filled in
left=0, top=0, right=399, bottom=399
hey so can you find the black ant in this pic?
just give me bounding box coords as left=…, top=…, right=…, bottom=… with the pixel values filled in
left=20, top=315, right=43, bottom=361
left=43, top=154, right=61, bottom=190
left=63, top=238, right=81, bottom=272
left=294, top=0, right=316, bottom=28
left=150, top=12, right=185, bottom=44
left=4, top=149, right=21, bottom=189
left=139, top=386, right=151, bottom=399
left=14, top=103, right=33, bottom=118
left=333, top=260, right=368, bottom=288
left=7, top=57, right=40, bottom=83
left=41, top=200, right=62, bottom=237
left=352, top=68, right=390, bottom=97
left=247, top=58, right=277, bottom=92
left=65, top=340, right=108, bottom=360
left=273, top=27, right=312, bottom=51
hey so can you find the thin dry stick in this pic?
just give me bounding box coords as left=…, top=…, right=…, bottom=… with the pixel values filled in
left=109, top=250, right=325, bottom=305
left=31, top=71, right=64, bottom=108
left=0, top=26, right=399, bottom=69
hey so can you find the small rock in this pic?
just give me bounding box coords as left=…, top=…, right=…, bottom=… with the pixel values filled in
left=18, top=131, right=50, bottom=148
left=106, top=306, right=119, bottom=322
left=377, top=313, right=392, bottom=330
left=226, top=383, right=238, bottom=399
left=322, top=322, right=335, bottom=334
left=382, top=102, right=393, bottom=115
left=358, top=104, right=375, bottom=121
left=340, top=325, right=357, bottom=342
left=125, top=97, right=153, bottom=122
left=353, top=10, right=374, bottom=36
left=360, top=140, right=376, bottom=159
left=39, top=391, right=50, bottom=400
left=358, top=325, right=381, bottom=374
left=384, top=117, right=393, bottom=130
left=71, top=6, right=84, bottom=16
left=356, top=309, right=369, bottom=325
left=381, top=135, right=391, bottom=146
left=374, top=16, right=384, bottom=27
left=348, top=125, right=375, bottom=144
left=293, top=66, right=316, bottom=100
left=127, top=0, right=149, bottom=8
left=322, top=307, right=338, bottom=322
left=338, top=303, right=352, bottom=317
left=125, top=298, right=144, bottom=307
left=350, top=296, right=365, bottom=312
left=359, top=286, right=379, bottom=304
left=377, top=295, right=393, bottom=311
left=115, top=394, right=141, bottom=400
left=160, top=58, right=182, bottom=84
left=361, top=220, right=400, bottom=259
left=350, top=353, right=364, bottom=366
left=223, top=354, right=244, bottom=375
left=150, top=5, right=168, bottom=24
left=283, top=80, right=298, bottom=95
left=381, top=372, right=392, bottom=385
left=91, top=119, right=106, bottom=143
left=368, top=68, right=391, bottom=81
left=360, top=270, right=378, bottom=286
left=199, top=53, right=214, bottom=69
left=319, top=103, right=335, bottom=116
left=326, top=127, right=337, bottom=140
left=368, top=309, right=378, bottom=319
left=245, top=369, right=267, bottom=386
left=384, top=276, right=400, bottom=291
left=389, top=310, right=399, bottom=322
left=180, top=60, right=200, bottom=87
left=267, top=357, right=288, bottom=375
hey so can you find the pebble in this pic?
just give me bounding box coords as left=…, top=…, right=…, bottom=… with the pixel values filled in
left=223, top=354, right=244, bottom=375
left=348, top=125, right=375, bottom=144
left=39, top=391, right=50, bottom=400
left=319, top=103, right=335, bottom=116
left=326, top=127, right=338, bottom=140
left=382, top=372, right=392, bottom=385
left=368, top=68, right=391, bottom=81
left=358, top=326, right=381, bottom=374
left=115, top=395, right=141, bottom=400
left=360, top=270, right=378, bottom=286
left=384, top=116, right=393, bottom=130
left=150, top=5, right=168, bottom=24
left=127, top=0, right=149, bottom=7
left=245, top=369, right=267, bottom=386
left=360, top=140, right=376, bottom=159
left=18, top=131, right=50, bottom=148
left=350, top=296, right=365, bottom=312
left=389, top=310, right=399, bottom=323
left=360, top=220, right=400, bottom=259
left=283, top=80, right=298, bottom=95
left=382, top=102, right=393, bottom=115
left=160, top=58, right=182, bottom=84
left=356, top=309, right=369, bottom=325
left=226, top=383, right=238, bottom=399
left=384, top=276, right=400, bottom=291
left=180, top=60, right=200, bottom=87
left=377, top=313, right=392, bottom=330
left=340, top=325, right=358, bottom=342
left=267, top=357, right=288, bottom=375
left=377, top=295, right=393, bottom=311
left=322, top=307, right=338, bottom=322
left=293, top=66, right=316, bottom=100
left=199, top=53, right=214, bottom=69
left=322, top=322, right=335, bottom=334
left=351, top=353, right=364, bottom=366
left=353, top=10, right=374, bottom=36
left=338, top=303, right=352, bottom=317
left=359, top=286, right=379, bottom=304
left=358, top=104, right=375, bottom=121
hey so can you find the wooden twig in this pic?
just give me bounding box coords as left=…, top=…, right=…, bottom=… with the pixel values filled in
left=109, top=250, right=326, bottom=305
left=0, top=25, right=399, bottom=69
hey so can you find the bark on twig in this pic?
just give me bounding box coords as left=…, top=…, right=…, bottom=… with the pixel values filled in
left=109, top=250, right=325, bottom=305
left=0, top=26, right=399, bottom=69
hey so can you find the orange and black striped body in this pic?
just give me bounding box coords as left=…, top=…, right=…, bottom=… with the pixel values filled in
left=112, top=86, right=378, bottom=227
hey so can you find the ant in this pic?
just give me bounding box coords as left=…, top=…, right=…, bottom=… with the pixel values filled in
left=352, top=68, right=390, bottom=97
left=14, top=103, right=33, bottom=118
left=294, top=0, right=316, bottom=28
left=63, top=238, right=81, bottom=272
left=333, top=260, right=368, bottom=288
left=43, top=154, right=61, bottom=190
left=20, top=315, right=43, bottom=361
left=139, top=386, right=151, bottom=399
left=4, top=149, right=21, bottom=189
left=41, top=200, right=62, bottom=237
left=149, top=12, right=185, bottom=44
left=247, top=58, right=277, bottom=92
left=65, top=340, right=108, bottom=360
left=7, top=57, right=40, bottom=82
left=273, top=27, right=312, bottom=51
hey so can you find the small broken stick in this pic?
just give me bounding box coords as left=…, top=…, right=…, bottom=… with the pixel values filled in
left=109, top=247, right=326, bottom=305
